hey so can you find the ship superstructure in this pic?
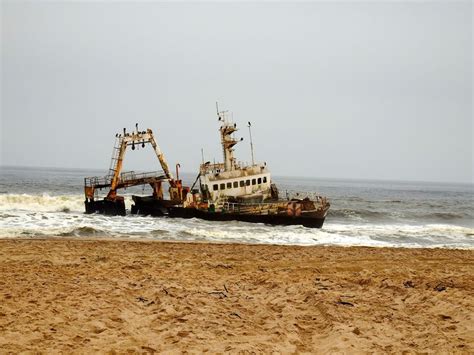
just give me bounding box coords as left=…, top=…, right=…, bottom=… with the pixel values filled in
left=166, top=105, right=330, bottom=228
left=198, top=108, right=275, bottom=205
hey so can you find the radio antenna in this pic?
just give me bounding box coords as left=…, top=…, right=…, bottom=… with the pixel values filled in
left=248, top=121, right=255, bottom=166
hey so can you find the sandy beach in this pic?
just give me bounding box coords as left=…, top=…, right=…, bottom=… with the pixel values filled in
left=0, top=238, right=472, bottom=353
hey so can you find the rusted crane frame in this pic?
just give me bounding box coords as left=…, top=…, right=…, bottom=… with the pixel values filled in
left=107, top=129, right=175, bottom=200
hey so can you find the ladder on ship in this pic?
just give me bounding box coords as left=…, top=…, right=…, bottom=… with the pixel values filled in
left=107, top=136, right=122, bottom=180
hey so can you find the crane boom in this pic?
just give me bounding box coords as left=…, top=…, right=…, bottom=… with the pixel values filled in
left=148, top=132, right=173, bottom=180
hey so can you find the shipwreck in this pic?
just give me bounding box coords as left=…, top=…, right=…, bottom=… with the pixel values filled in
left=84, top=107, right=330, bottom=228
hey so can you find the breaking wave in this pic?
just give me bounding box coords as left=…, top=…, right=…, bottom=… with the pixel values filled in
left=59, top=226, right=106, bottom=237
left=329, top=207, right=469, bottom=223
left=329, top=208, right=386, bottom=220
left=0, top=193, right=142, bottom=214
left=421, top=212, right=467, bottom=220
left=0, top=209, right=472, bottom=248
left=0, top=192, right=472, bottom=249
left=0, top=194, right=86, bottom=213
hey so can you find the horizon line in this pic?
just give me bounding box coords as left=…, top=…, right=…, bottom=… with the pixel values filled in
left=1, top=163, right=472, bottom=186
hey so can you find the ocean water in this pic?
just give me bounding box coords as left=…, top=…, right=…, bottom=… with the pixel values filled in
left=0, top=166, right=472, bottom=249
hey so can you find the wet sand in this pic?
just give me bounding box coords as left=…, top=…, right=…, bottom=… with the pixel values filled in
left=0, top=238, right=472, bottom=353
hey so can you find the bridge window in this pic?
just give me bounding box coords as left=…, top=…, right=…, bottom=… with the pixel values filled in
left=252, top=179, right=256, bottom=185
left=213, top=184, right=218, bottom=191
left=220, top=183, right=226, bottom=190
left=227, top=182, right=232, bottom=189
left=233, top=181, right=238, bottom=188
left=263, top=176, right=267, bottom=183
left=257, top=177, right=262, bottom=184
left=246, top=180, right=250, bottom=186
left=240, top=180, right=245, bottom=187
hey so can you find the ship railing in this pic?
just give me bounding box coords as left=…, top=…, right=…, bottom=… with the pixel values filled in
left=119, top=170, right=166, bottom=182
left=199, top=161, right=266, bottom=175
left=284, top=192, right=326, bottom=202
left=200, top=163, right=225, bottom=175
left=221, top=196, right=327, bottom=214
left=84, top=170, right=166, bottom=188
left=235, top=161, right=264, bottom=170
left=222, top=201, right=285, bottom=215
left=84, top=175, right=112, bottom=188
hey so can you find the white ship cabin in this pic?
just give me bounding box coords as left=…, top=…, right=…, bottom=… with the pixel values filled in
left=199, top=110, right=273, bottom=204
left=200, top=162, right=272, bottom=203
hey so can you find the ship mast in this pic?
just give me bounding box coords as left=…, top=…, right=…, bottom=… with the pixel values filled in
left=247, top=121, right=255, bottom=166
left=216, top=102, right=241, bottom=172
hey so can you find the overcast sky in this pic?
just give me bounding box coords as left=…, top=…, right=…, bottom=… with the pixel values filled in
left=1, top=1, right=472, bottom=183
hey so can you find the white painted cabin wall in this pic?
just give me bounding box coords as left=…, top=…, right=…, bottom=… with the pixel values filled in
left=201, top=173, right=271, bottom=202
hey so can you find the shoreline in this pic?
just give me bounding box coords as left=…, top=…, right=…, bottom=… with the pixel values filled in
left=1, top=238, right=473, bottom=352
left=1, top=235, right=473, bottom=250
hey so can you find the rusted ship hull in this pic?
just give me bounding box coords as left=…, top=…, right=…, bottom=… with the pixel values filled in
left=167, top=207, right=326, bottom=228
left=131, top=193, right=329, bottom=228
left=130, top=195, right=328, bottom=228
left=85, top=198, right=126, bottom=216
left=130, top=195, right=182, bottom=216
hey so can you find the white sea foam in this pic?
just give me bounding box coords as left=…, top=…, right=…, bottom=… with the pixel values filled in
left=0, top=194, right=472, bottom=248
left=0, top=193, right=86, bottom=213
left=1, top=208, right=473, bottom=249
left=0, top=193, right=139, bottom=213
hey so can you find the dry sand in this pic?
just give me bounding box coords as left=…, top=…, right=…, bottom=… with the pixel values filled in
left=0, top=238, right=472, bottom=353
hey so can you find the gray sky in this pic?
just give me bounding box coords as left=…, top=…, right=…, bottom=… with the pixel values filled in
left=1, top=1, right=472, bottom=183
